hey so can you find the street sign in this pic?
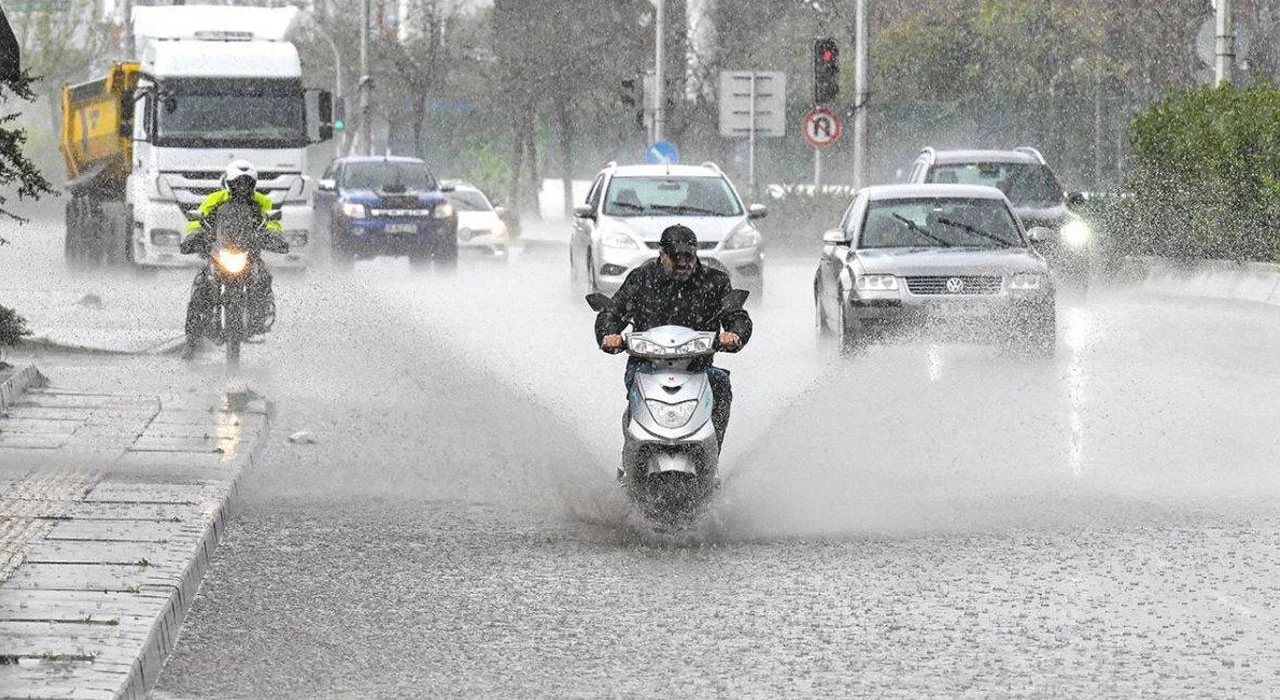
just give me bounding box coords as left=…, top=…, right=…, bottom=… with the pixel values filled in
left=718, top=71, right=786, bottom=138
left=646, top=141, right=679, bottom=165
left=803, top=108, right=841, bottom=149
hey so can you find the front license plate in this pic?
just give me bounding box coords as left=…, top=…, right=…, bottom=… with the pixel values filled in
left=385, top=223, right=418, bottom=234
left=928, top=302, right=986, bottom=317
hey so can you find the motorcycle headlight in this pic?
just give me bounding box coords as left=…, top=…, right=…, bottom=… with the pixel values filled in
left=341, top=202, right=367, bottom=219
left=855, top=274, right=899, bottom=292
left=646, top=399, right=698, bottom=429
left=1009, top=272, right=1044, bottom=290
left=216, top=249, right=249, bottom=275
left=628, top=337, right=666, bottom=356
left=1060, top=220, right=1091, bottom=248
left=434, top=202, right=455, bottom=219
left=723, top=228, right=761, bottom=250
left=675, top=337, right=714, bottom=355
left=602, top=230, right=640, bottom=250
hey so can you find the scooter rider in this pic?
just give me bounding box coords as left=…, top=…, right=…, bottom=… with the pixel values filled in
left=596, top=224, right=752, bottom=448
left=180, top=160, right=286, bottom=358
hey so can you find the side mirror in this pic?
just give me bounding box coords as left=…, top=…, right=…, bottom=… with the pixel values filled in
left=317, top=178, right=336, bottom=192
left=306, top=89, right=334, bottom=143
left=747, top=203, right=767, bottom=220
left=439, top=182, right=456, bottom=193
left=573, top=204, right=596, bottom=220
left=585, top=292, right=612, bottom=312
left=822, top=229, right=849, bottom=245
left=1065, top=191, right=1086, bottom=207
left=1026, top=226, right=1052, bottom=243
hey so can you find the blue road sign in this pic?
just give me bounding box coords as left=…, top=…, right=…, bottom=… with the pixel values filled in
left=645, top=141, right=679, bottom=165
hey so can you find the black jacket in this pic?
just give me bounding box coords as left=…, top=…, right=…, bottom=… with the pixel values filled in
left=594, top=258, right=753, bottom=353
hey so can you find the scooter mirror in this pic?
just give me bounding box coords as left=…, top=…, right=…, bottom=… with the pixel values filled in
left=585, top=293, right=612, bottom=312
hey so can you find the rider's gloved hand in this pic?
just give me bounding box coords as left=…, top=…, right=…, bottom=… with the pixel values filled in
left=718, top=332, right=742, bottom=351
left=601, top=334, right=626, bottom=354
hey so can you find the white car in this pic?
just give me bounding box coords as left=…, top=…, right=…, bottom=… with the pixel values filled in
left=570, top=162, right=766, bottom=299
left=444, top=182, right=509, bottom=260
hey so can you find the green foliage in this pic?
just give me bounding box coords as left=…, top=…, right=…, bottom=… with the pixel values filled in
left=0, top=302, right=31, bottom=349
left=1115, top=82, right=1280, bottom=261
left=0, top=70, right=54, bottom=229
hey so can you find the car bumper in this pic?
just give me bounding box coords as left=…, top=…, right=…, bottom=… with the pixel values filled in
left=131, top=200, right=314, bottom=269
left=847, top=286, right=1054, bottom=324
left=595, top=245, right=764, bottom=294
left=336, top=217, right=457, bottom=256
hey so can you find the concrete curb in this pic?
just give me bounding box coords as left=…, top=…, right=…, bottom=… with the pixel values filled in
left=20, top=335, right=187, bottom=358
left=0, top=364, right=47, bottom=413
left=120, top=399, right=269, bottom=700
left=1123, top=256, right=1280, bottom=307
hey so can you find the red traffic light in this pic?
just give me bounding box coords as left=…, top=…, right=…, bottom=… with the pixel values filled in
left=822, top=50, right=834, bottom=62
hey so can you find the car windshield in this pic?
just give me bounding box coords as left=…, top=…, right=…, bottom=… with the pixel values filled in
left=860, top=197, right=1023, bottom=249
left=446, top=190, right=492, bottom=212
left=926, top=162, right=1064, bottom=207
left=153, top=78, right=306, bottom=149
left=343, top=162, right=435, bottom=191
left=603, top=176, right=742, bottom=217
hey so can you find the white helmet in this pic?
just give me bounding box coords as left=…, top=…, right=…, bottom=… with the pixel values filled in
left=222, top=159, right=258, bottom=188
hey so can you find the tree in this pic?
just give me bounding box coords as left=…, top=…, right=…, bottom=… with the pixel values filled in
left=0, top=69, right=54, bottom=232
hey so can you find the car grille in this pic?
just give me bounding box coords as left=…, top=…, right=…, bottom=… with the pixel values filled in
left=644, top=241, right=719, bottom=250
left=905, top=276, right=1002, bottom=295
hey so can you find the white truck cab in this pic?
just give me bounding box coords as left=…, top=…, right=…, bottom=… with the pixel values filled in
left=126, top=6, right=331, bottom=268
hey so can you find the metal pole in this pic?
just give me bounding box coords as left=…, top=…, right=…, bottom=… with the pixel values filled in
left=814, top=148, right=821, bottom=187
left=359, top=0, right=372, bottom=155
left=1093, top=57, right=1103, bottom=189
left=1215, top=0, right=1234, bottom=86
left=653, top=0, right=665, bottom=143
left=852, top=0, right=868, bottom=190
left=748, top=72, right=756, bottom=197
left=122, top=0, right=134, bottom=59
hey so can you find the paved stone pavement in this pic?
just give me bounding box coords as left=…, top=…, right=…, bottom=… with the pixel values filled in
left=0, top=366, right=268, bottom=700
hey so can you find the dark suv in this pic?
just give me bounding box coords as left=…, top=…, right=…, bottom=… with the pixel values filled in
left=907, top=147, right=1091, bottom=283
left=314, top=156, right=458, bottom=269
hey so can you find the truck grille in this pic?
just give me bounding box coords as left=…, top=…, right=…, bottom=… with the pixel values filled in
left=906, top=276, right=1002, bottom=295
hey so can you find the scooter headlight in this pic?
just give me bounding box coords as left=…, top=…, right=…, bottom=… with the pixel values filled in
left=646, top=399, right=698, bottom=429
left=216, top=249, right=249, bottom=275
left=675, top=337, right=714, bottom=355
left=629, top=337, right=666, bottom=356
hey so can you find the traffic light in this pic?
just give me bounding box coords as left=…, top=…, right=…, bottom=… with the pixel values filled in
left=333, top=97, right=346, bottom=132
left=621, top=77, right=640, bottom=108
left=814, top=38, right=839, bottom=105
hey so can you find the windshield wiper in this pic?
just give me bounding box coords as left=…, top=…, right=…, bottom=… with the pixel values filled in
left=651, top=204, right=722, bottom=216
left=935, top=217, right=1015, bottom=248
left=610, top=201, right=646, bottom=212
left=891, top=213, right=952, bottom=247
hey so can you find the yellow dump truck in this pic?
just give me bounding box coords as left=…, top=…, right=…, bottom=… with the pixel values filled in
left=59, top=62, right=139, bottom=267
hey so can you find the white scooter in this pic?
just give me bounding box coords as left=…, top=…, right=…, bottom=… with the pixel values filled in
left=587, top=290, right=748, bottom=524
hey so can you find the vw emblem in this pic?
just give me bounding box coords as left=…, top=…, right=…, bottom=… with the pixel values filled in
left=946, top=277, right=965, bottom=294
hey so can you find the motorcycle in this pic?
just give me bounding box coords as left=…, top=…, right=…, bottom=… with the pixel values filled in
left=189, top=202, right=287, bottom=364
left=587, top=289, right=748, bottom=525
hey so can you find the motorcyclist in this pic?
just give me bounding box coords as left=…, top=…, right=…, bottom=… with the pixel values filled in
left=595, top=224, right=752, bottom=451
left=180, top=160, right=286, bottom=358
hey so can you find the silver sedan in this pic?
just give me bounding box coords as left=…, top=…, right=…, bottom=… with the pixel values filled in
left=814, top=184, right=1057, bottom=355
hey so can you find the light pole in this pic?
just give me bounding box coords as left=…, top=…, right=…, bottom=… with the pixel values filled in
left=359, top=0, right=372, bottom=156
left=653, top=0, right=664, bottom=144
left=852, top=0, right=868, bottom=190
left=1215, top=0, right=1235, bottom=85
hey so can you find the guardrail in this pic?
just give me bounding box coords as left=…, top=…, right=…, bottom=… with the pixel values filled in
left=1119, top=256, right=1280, bottom=307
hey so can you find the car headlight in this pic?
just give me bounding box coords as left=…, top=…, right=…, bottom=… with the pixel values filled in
left=1009, top=272, right=1044, bottom=290
left=1060, top=220, right=1091, bottom=248
left=854, top=274, right=899, bottom=292
left=341, top=202, right=367, bottom=219
left=723, top=228, right=761, bottom=250
left=602, top=230, right=640, bottom=250
left=646, top=399, right=698, bottom=429
left=434, top=202, right=455, bottom=219
left=629, top=337, right=665, bottom=355
left=675, top=337, right=714, bottom=355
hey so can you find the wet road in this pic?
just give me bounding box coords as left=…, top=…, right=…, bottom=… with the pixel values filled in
left=3, top=219, right=1279, bottom=697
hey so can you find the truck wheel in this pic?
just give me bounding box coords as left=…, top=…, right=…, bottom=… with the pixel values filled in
left=64, top=199, right=86, bottom=268
left=432, top=236, right=458, bottom=272
left=98, top=202, right=130, bottom=267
